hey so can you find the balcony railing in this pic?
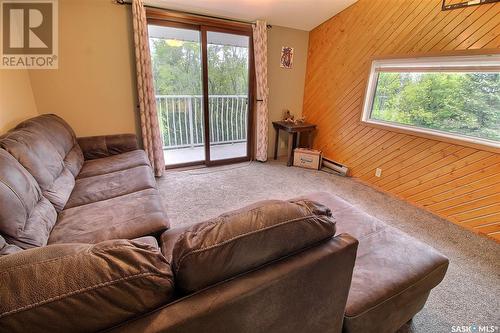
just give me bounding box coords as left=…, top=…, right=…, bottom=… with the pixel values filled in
left=156, top=95, right=248, bottom=149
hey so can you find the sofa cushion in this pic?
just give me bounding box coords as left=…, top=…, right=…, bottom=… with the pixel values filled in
left=342, top=228, right=449, bottom=333
left=0, top=149, right=57, bottom=249
left=160, top=225, right=192, bottom=264
left=0, top=235, right=22, bottom=255
left=78, top=150, right=151, bottom=179
left=0, top=239, right=174, bottom=333
left=64, top=165, right=157, bottom=209
left=302, top=192, right=449, bottom=333
left=0, top=114, right=83, bottom=211
left=65, top=144, right=85, bottom=177
left=172, top=199, right=336, bottom=294
left=13, top=114, right=78, bottom=158
left=133, top=236, right=159, bottom=250
left=77, top=134, right=139, bottom=160
left=49, top=189, right=169, bottom=244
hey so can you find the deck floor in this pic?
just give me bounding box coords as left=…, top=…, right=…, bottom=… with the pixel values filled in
left=164, top=142, right=247, bottom=165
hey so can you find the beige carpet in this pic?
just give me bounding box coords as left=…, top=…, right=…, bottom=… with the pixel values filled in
left=158, top=160, right=500, bottom=333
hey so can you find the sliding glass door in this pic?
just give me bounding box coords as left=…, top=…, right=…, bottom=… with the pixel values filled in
left=148, top=22, right=253, bottom=168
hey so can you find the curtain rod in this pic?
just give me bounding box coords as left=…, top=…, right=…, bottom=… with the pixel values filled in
left=115, top=0, right=272, bottom=28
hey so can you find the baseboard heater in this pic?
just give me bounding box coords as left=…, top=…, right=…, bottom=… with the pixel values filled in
left=321, top=158, right=350, bottom=177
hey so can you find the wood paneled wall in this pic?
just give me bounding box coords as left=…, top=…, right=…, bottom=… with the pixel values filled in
left=303, top=0, right=500, bottom=240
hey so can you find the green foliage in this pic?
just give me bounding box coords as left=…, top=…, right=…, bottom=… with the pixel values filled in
left=149, top=38, right=250, bottom=147
left=150, top=39, right=202, bottom=95
left=207, top=44, right=248, bottom=95
left=372, top=72, right=500, bottom=141
left=150, top=39, right=249, bottom=96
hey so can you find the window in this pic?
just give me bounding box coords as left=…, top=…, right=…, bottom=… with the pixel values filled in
left=362, top=55, right=500, bottom=149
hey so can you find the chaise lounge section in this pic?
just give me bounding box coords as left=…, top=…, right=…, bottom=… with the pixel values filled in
left=303, top=192, right=449, bottom=333
left=147, top=192, right=449, bottom=333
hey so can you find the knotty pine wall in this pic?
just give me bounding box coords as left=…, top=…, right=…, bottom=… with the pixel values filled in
left=303, top=0, right=500, bottom=241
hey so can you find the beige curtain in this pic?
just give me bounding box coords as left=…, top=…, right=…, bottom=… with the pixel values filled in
left=252, top=20, right=269, bottom=162
left=132, top=0, right=165, bottom=176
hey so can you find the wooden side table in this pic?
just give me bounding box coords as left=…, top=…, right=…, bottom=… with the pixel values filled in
left=272, top=121, right=316, bottom=166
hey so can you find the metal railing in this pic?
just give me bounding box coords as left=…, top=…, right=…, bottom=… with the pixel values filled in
left=156, top=95, right=248, bottom=149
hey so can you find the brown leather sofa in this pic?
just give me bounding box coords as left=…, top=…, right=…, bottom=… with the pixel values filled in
left=0, top=114, right=448, bottom=333
left=0, top=114, right=168, bottom=249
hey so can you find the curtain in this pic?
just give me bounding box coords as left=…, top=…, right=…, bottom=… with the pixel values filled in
left=252, top=20, right=269, bottom=162
left=132, top=0, right=165, bottom=176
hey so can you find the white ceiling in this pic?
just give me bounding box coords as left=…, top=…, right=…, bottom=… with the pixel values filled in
left=146, top=0, right=358, bottom=31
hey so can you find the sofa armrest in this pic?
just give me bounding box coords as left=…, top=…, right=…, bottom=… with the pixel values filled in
left=105, top=234, right=359, bottom=333
left=77, top=134, right=139, bottom=160
left=0, top=239, right=174, bottom=333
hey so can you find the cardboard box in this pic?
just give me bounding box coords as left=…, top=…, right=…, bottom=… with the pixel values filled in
left=293, top=148, right=322, bottom=170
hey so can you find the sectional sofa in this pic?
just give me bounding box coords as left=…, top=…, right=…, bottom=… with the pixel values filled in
left=0, top=114, right=448, bottom=333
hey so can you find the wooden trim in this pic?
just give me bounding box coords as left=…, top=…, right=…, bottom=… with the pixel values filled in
left=247, top=29, right=256, bottom=160
left=147, top=18, right=200, bottom=31
left=146, top=8, right=252, bottom=32
left=164, top=155, right=251, bottom=169
left=165, top=160, right=205, bottom=170
left=375, top=66, right=500, bottom=72
left=207, top=156, right=250, bottom=167
left=204, top=25, right=251, bottom=35
left=369, top=48, right=500, bottom=61
left=361, top=120, right=500, bottom=154
left=201, top=26, right=211, bottom=164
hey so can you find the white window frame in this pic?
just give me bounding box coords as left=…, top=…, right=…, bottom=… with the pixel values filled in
left=361, top=54, right=500, bottom=150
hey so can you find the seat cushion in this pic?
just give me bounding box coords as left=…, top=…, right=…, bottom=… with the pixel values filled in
left=172, top=199, right=336, bottom=294
left=133, top=236, right=159, bottom=250
left=302, top=192, right=449, bottom=333
left=0, top=149, right=57, bottom=249
left=49, top=189, right=169, bottom=244
left=0, top=235, right=22, bottom=256
left=342, top=228, right=448, bottom=333
left=78, top=150, right=151, bottom=179
left=0, top=114, right=83, bottom=211
left=65, top=165, right=157, bottom=209
left=0, top=239, right=174, bottom=333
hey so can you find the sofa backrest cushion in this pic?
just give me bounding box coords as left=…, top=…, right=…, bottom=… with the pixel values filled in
left=0, top=149, right=57, bottom=249
left=0, top=114, right=83, bottom=211
left=172, top=199, right=336, bottom=294
left=0, top=239, right=174, bottom=333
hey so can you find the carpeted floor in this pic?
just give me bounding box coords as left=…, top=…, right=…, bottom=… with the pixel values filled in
left=157, top=160, right=500, bottom=333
